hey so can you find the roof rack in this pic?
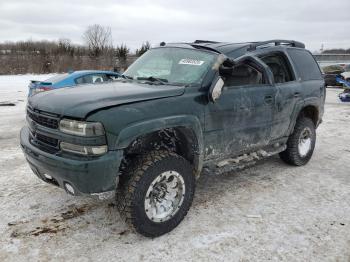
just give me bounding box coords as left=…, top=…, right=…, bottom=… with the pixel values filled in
left=190, top=44, right=222, bottom=54
left=248, top=40, right=305, bottom=51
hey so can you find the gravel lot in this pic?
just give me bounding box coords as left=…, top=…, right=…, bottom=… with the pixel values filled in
left=0, top=75, right=349, bottom=262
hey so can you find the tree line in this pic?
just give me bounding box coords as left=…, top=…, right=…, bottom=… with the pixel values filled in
left=0, top=24, right=151, bottom=75
left=322, top=48, right=350, bottom=54
left=2, top=23, right=348, bottom=75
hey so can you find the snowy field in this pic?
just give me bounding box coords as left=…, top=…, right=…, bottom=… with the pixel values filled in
left=0, top=75, right=349, bottom=262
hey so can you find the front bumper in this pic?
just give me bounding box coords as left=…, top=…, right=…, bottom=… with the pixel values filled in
left=20, top=126, right=123, bottom=196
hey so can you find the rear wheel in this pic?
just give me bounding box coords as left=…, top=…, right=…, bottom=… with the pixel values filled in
left=116, top=150, right=195, bottom=237
left=279, top=116, right=316, bottom=166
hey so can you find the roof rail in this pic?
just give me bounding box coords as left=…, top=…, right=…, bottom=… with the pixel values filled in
left=190, top=44, right=222, bottom=54
left=248, top=40, right=305, bottom=51
left=193, top=40, right=221, bottom=44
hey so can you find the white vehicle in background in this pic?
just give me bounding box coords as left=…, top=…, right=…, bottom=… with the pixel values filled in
left=341, top=71, right=350, bottom=83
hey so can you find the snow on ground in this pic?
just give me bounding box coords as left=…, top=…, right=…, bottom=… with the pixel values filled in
left=0, top=75, right=350, bottom=262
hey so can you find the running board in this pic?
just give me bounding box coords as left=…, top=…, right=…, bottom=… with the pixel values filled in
left=204, top=144, right=287, bottom=175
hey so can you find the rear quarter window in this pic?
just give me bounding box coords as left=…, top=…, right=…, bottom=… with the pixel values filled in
left=288, top=49, right=322, bottom=81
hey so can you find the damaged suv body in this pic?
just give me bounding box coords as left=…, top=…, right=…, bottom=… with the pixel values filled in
left=20, top=40, right=325, bottom=237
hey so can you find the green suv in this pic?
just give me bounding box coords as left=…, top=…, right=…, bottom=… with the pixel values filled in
left=20, top=40, right=325, bottom=237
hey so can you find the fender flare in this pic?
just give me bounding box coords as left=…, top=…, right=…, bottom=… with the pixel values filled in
left=115, top=115, right=204, bottom=177
left=287, top=98, right=320, bottom=135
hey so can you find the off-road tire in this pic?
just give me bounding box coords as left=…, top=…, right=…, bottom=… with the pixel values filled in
left=279, top=116, right=316, bottom=166
left=116, top=150, right=195, bottom=238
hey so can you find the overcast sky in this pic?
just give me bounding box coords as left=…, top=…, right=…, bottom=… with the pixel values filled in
left=0, top=0, right=349, bottom=52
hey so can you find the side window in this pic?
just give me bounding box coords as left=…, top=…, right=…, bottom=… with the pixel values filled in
left=75, top=75, right=93, bottom=84
left=75, top=76, right=86, bottom=84
left=106, top=74, right=119, bottom=80
left=75, top=74, right=106, bottom=84
left=91, top=74, right=104, bottom=83
left=288, top=49, right=322, bottom=81
left=221, top=64, right=263, bottom=87
left=260, top=53, right=295, bottom=84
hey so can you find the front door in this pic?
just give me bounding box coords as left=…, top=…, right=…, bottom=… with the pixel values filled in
left=204, top=62, right=274, bottom=160
left=239, top=83, right=276, bottom=149
left=204, top=84, right=242, bottom=160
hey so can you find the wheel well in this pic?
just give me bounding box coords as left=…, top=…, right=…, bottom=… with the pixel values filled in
left=122, top=127, right=199, bottom=173
left=299, top=105, right=319, bottom=126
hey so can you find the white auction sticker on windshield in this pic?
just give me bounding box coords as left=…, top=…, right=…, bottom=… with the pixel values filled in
left=179, top=59, right=204, bottom=66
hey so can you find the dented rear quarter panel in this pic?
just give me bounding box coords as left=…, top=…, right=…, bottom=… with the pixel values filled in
left=287, top=48, right=325, bottom=129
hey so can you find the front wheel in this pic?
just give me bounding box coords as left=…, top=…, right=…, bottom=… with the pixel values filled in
left=279, top=116, right=316, bottom=166
left=116, top=150, right=195, bottom=237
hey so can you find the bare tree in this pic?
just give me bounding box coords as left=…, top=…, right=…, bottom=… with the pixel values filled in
left=83, top=24, right=112, bottom=57
left=115, top=44, right=129, bottom=60
left=115, top=44, right=130, bottom=71
left=58, top=38, right=72, bottom=52
left=136, top=41, right=151, bottom=56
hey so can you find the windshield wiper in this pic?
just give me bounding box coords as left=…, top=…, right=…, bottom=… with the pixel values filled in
left=136, top=76, right=168, bottom=85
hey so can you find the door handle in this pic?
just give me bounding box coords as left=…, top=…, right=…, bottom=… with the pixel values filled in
left=294, top=92, right=300, bottom=98
left=240, top=106, right=250, bottom=111
left=264, top=95, right=273, bottom=104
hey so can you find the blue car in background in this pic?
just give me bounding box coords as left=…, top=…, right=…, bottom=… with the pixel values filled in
left=28, top=70, right=120, bottom=96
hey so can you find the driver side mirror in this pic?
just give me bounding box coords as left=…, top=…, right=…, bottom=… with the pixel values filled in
left=208, top=76, right=224, bottom=103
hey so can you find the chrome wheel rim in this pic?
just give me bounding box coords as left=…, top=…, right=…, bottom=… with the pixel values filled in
left=298, top=127, right=312, bottom=157
left=145, top=171, right=185, bottom=223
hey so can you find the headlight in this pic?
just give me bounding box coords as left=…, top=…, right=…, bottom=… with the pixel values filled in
left=60, top=142, right=107, bottom=156
left=59, top=119, right=105, bottom=136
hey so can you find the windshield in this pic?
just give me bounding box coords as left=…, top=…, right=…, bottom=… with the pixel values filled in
left=124, top=47, right=217, bottom=85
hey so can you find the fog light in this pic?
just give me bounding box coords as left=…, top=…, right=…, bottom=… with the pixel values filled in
left=60, top=142, right=107, bottom=156
left=64, top=183, right=75, bottom=195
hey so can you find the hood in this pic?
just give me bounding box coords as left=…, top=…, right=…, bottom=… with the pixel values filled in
left=28, top=81, right=185, bottom=118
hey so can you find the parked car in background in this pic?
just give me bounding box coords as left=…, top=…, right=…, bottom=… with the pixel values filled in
left=28, top=70, right=120, bottom=96
left=335, top=64, right=350, bottom=88
left=341, top=71, right=350, bottom=82
left=339, top=92, right=350, bottom=102
left=322, top=65, right=344, bottom=87
left=341, top=65, right=350, bottom=81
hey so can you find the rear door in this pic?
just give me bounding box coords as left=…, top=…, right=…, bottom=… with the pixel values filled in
left=259, top=51, right=301, bottom=140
